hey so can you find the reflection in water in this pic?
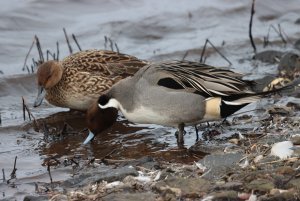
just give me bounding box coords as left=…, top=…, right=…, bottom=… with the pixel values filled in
left=39, top=111, right=201, bottom=164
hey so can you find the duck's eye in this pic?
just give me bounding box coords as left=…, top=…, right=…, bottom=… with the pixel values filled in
left=98, top=95, right=110, bottom=106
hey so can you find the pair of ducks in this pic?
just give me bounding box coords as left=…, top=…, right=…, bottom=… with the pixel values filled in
left=34, top=50, right=292, bottom=146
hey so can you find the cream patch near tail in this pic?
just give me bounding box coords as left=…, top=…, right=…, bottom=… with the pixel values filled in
left=203, top=97, right=221, bottom=120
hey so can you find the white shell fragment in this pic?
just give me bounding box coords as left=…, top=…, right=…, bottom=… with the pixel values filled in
left=253, top=155, right=263, bottom=163
left=247, top=193, right=258, bottom=201
left=270, top=141, right=294, bottom=159
left=194, top=161, right=207, bottom=171
left=154, top=171, right=161, bottom=181
left=239, top=157, right=249, bottom=169
left=105, top=181, right=124, bottom=189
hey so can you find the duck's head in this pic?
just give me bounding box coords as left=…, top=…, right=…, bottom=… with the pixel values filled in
left=34, top=61, right=63, bottom=107
left=83, top=97, right=118, bottom=144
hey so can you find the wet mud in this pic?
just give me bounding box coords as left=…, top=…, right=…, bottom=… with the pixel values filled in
left=1, top=0, right=300, bottom=200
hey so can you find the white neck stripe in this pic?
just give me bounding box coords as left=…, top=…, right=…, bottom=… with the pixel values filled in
left=98, top=98, right=120, bottom=109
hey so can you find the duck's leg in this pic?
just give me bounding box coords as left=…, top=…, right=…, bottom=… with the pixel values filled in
left=177, top=123, right=185, bottom=146
left=194, top=125, right=199, bottom=141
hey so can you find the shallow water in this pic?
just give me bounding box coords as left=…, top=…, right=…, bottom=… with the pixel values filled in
left=0, top=0, right=300, bottom=199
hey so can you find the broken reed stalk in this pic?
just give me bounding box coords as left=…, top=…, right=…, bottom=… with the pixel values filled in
left=25, top=65, right=30, bottom=74
left=279, top=25, right=291, bottom=44
left=61, top=123, right=68, bottom=135
left=56, top=41, right=60, bottom=61
left=87, top=157, right=95, bottom=165
left=2, top=168, right=5, bottom=182
left=35, top=35, right=44, bottom=63
left=47, top=164, right=53, bottom=184
left=249, top=0, right=257, bottom=54
left=32, top=58, right=38, bottom=67
left=10, top=156, right=17, bottom=179
left=104, top=36, right=108, bottom=49
left=22, top=96, right=31, bottom=121
left=60, top=123, right=69, bottom=140
left=22, top=39, right=35, bottom=72
left=35, top=183, right=39, bottom=192
left=108, top=38, right=114, bottom=51
left=200, top=39, right=232, bottom=65
left=264, top=27, right=271, bottom=47
left=26, top=64, right=30, bottom=74
left=42, top=121, right=50, bottom=142
left=114, top=43, right=119, bottom=53
left=199, top=40, right=208, bottom=63
left=264, top=24, right=289, bottom=47
left=100, top=148, right=119, bottom=164
left=270, top=24, right=288, bottom=45
left=46, top=50, right=56, bottom=61
left=72, top=34, right=82, bottom=51
left=182, top=51, right=189, bottom=61
left=63, top=28, right=73, bottom=54
left=21, top=97, right=39, bottom=128
left=70, top=158, right=79, bottom=166
left=276, top=24, right=287, bottom=44
left=22, top=97, right=26, bottom=121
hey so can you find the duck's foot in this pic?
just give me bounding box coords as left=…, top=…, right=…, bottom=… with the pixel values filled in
left=175, top=125, right=200, bottom=142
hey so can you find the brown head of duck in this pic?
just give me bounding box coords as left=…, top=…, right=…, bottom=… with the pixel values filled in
left=84, top=98, right=118, bottom=144
left=34, top=61, right=63, bottom=107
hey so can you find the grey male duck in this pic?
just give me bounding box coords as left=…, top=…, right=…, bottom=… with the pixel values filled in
left=34, top=50, right=148, bottom=110
left=85, top=60, right=297, bottom=146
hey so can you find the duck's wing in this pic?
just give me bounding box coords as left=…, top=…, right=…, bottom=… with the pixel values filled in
left=152, top=61, right=254, bottom=97
left=69, top=71, right=122, bottom=98
left=63, top=50, right=148, bottom=76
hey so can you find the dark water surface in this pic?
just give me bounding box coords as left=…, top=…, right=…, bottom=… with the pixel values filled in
left=0, top=0, right=300, bottom=199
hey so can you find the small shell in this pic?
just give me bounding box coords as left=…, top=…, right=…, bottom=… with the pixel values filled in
left=270, top=141, right=294, bottom=159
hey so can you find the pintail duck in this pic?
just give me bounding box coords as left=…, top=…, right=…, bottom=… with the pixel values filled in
left=84, top=60, right=297, bottom=146
left=34, top=50, right=148, bottom=110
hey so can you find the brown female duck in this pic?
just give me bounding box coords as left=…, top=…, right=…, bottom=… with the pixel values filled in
left=34, top=50, right=148, bottom=110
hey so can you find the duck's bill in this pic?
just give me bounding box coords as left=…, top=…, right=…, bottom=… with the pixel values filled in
left=83, top=131, right=95, bottom=144
left=33, top=85, right=46, bottom=107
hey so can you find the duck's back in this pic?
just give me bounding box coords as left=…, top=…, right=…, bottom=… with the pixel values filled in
left=62, top=50, right=147, bottom=76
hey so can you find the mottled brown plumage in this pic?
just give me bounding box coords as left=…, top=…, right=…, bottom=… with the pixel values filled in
left=34, top=50, right=148, bottom=110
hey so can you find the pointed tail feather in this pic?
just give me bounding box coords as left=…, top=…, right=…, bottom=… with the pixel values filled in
left=219, top=77, right=300, bottom=118
left=223, top=77, right=300, bottom=105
